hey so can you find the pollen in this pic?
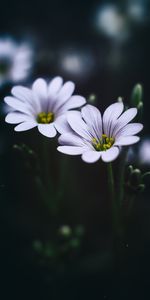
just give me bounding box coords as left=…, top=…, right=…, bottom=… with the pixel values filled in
left=37, top=112, right=54, bottom=124
left=92, top=134, right=115, bottom=151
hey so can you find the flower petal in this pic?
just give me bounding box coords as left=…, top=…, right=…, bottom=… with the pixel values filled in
left=11, top=86, right=33, bottom=103
left=103, top=102, right=124, bottom=136
left=32, top=78, right=48, bottom=112
left=54, top=81, right=75, bottom=111
left=48, top=76, right=63, bottom=97
left=4, top=96, right=33, bottom=115
left=14, top=121, right=37, bottom=131
left=115, top=123, right=143, bottom=138
left=67, top=111, right=92, bottom=140
left=38, top=123, right=57, bottom=138
left=54, top=114, right=71, bottom=134
left=57, top=146, right=84, bottom=155
left=112, top=108, right=137, bottom=136
left=58, top=132, right=86, bottom=146
left=58, top=95, right=86, bottom=113
left=82, top=150, right=101, bottom=163
left=101, top=147, right=120, bottom=162
left=114, top=135, right=140, bottom=146
left=5, top=112, right=33, bottom=124
left=81, top=104, right=102, bottom=139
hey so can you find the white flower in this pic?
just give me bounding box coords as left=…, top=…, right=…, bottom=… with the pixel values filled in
left=4, top=77, right=86, bottom=138
left=57, top=103, right=143, bottom=163
left=0, top=38, right=33, bottom=86
left=94, top=4, right=128, bottom=41
left=138, top=138, right=150, bottom=165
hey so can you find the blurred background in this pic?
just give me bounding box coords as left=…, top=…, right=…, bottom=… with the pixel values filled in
left=0, top=0, right=150, bottom=299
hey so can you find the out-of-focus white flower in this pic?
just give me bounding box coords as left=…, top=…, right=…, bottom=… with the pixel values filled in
left=4, top=77, right=86, bottom=138
left=57, top=103, right=143, bottom=163
left=0, top=38, right=33, bottom=86
left=59, top=49, right=95, bottom=80
left=127, top=1, right=146, bottom=22
left=94, top=4, right=128, bottom=41
left=138, top=138, right=150, bottom=165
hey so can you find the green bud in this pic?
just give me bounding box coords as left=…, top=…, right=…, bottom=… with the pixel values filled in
left=58, top=225, right=72, bottom=238
left=131, top=83, right=143, bottom=108
left=88, top=94, right=97, bottom=104
left=117, top=96, right=123, bottom=103
left=138, top=184, right=145, bottom=192
left=13, top=144, right=22, bottom=151
left=130, top=169, right=142, bottom=187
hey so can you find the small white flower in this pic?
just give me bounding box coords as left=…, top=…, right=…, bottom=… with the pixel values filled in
left=4, top=77, right=86, bottom=138
left=0, top=38, right=33, bottom=86
left=138, top=138, right=150, bottom=165
left=57, top=103, right=143, bottom=163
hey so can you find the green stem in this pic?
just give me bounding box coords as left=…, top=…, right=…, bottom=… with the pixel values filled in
left=107, top=163, right=118, bottom=231
left=117, top=149, right=128, bottom=207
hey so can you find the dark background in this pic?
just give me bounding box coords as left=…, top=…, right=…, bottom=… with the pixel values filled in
left=0, top=0, right=150, bottom=299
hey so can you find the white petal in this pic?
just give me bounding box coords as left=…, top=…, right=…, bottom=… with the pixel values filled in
left=38, top=123, right=57, bottom=138
left=114, top=135, right=140, bottom=146
left=4, top=96, right=33, bottom=115
left=103, top=102, right=124, bottom=136
left=32, top=78, right=47, bottom=99
left=57, top=146, right=84, bottom=155
left=67, top=111, right=91, bottom=140
left=101, top=147, right=120, bottom=162
left=58, top=95, right=86, bottom=113
left=115, top=123, right=143, bottom=138
left=82, top=150, right=101, bottom=163
left=48, top=76, right=63, bottom=97
left=5, top=112, right=33, bottom=124
left=112, top=108, right=137, bottom=136
left=81, top=104, right=102, bottom=138
left=54, top=81, right=75, bottom=111
left=58, top=132, right=85, bottom=146
left=32, top=78, right=48, bottom=112
left=15, top=122, right=37, bottom=131
left=11, top=86, right=33, bottom=103
left=54, top=114, right=71, bottom=134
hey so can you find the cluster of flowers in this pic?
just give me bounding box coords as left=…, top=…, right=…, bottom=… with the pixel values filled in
left=4, top=76, right=143, bottom=163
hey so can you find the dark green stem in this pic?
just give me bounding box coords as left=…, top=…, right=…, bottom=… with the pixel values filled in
left=107, top=163, right=117, bottom=230
left=117, top=149, right=128, bottom=207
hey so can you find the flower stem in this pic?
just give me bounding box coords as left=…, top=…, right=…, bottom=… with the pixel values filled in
left=117, top=154, right=125, bottom=207
left=107, top=162, right=118, bottom=230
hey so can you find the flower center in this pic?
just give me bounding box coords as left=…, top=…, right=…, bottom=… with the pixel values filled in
left=92, top=134, right=115, bottom=151
left=37, top=112, right=54, bottom=124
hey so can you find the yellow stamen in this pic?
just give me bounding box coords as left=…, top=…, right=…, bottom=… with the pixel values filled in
left=92, top=134, right=115, bottom=151
left=37, top=112, right=54, bottom=124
